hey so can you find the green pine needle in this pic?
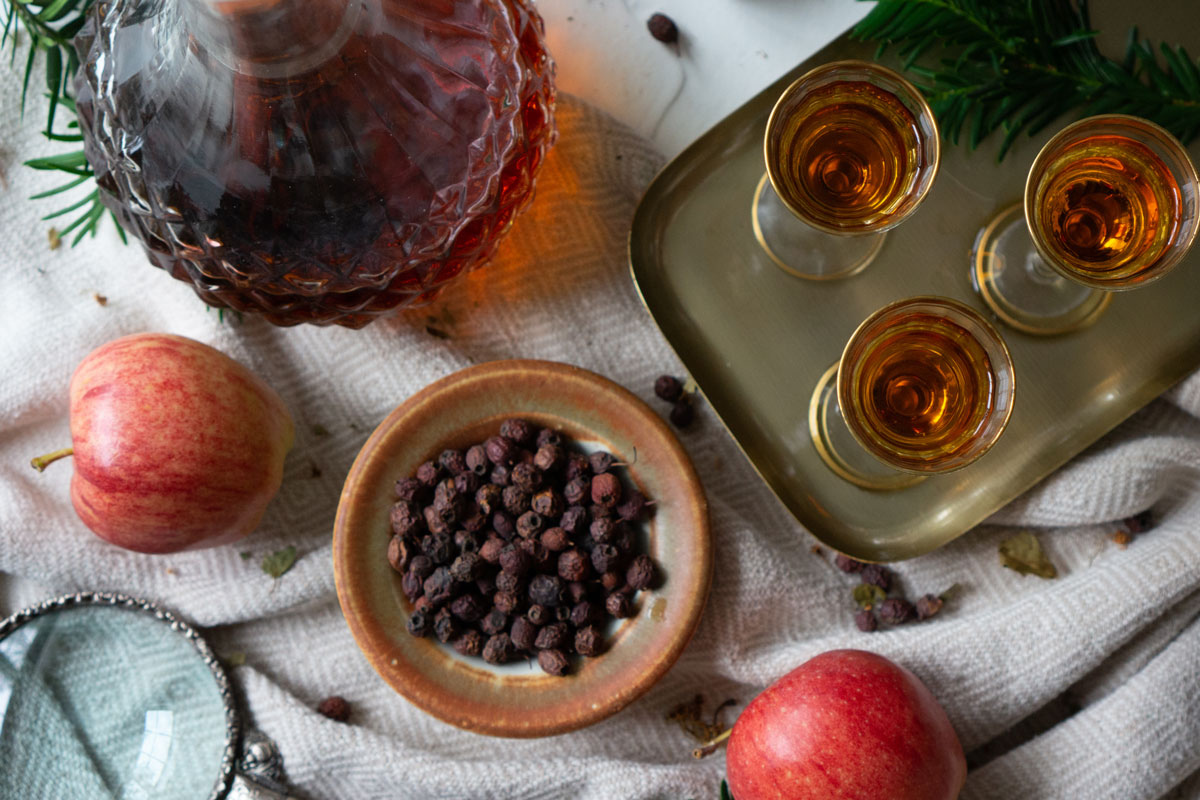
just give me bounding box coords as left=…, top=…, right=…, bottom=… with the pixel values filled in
left=853, top=0, right=1200, bottom=160
left=3, top=0, right=122, bottom=245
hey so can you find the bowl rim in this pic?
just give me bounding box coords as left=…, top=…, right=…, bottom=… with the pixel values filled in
left=333, top=358, right=712, bottom=737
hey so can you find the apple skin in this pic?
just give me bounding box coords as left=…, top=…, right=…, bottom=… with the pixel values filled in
left=66, top=333, right=295, bottom=553
left=726, top=649, right=966, bottom=800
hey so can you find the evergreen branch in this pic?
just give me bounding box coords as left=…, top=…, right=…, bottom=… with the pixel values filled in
left=854, top=0, right=1200, bottom=160
left=2, top=0, right=121, bottom=245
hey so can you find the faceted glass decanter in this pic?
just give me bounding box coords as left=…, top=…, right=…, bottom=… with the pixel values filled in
left=74, top=0, right=556, bottom=327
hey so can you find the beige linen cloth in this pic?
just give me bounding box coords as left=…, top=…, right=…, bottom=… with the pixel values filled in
left=3, top=71, right=1200, bottom=798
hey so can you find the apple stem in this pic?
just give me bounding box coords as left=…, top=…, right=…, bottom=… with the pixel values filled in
left=30, top=447, right=74, bottom=472
left=692, top=727, right=732, bottom=759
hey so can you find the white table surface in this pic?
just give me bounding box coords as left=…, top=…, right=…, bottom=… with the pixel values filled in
left=538, top=0, right=869, bottom=157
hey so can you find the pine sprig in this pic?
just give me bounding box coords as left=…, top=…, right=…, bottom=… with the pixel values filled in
left=854, top=0, right=1200, bottom=159
left=3, top=0, right=123, bottom=244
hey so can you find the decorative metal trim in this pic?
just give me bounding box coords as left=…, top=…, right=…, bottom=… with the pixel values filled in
left=0, top=592, right=240, bottom=800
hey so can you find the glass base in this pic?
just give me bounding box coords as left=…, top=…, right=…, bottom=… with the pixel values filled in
left=752, top=174, right=884, bottom=280
left=971, top=203, right=1111, bottom=335
left=808, top=363, right=925, bottom=491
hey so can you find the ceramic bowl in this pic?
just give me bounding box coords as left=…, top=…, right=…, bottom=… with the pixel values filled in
left=333, top=359, right=711, bottom=737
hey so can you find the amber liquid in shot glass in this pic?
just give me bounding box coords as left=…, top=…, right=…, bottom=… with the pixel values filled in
left=754, top=60, right=940, bottom=280
left=811, top=297, right=1015, bottom=490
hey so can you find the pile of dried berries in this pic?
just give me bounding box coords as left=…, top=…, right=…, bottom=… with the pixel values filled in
left=653, top=374, right=695, bottom=429
left=387, top=419, right=659, bottom=676
left=833, top=554, right=951, bottom=633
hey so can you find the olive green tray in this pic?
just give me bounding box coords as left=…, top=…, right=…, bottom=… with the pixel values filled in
left=628, top=24, right=1200, bottom=561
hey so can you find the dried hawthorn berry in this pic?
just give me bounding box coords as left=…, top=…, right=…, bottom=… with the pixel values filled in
left=590, top=503, right=614, bottom=522
left=541, top=527, right=570, bottom=552
left=479, top=537, right=505, bottom=564
left=526, top=604, right=553, bottom=626
left=453, top=471, right=481, bottom=497
left=416, top=460, right=441, bottom=487
left=570, top=600, right=599, bottom=628
left=555, top=605, right=571, bottom=623
left=860, top=564, right=892, bottom=591
left=600, top=571, right=622, bottom=592
left=500, top=418, right=537, bottom=447
left=454, top=530, right=481, bottom=555
left=1125, top=509, right=1155, bottom=534
left=589, top=451, right=616, bottom=474
left=450, top=593, right=488, bottom=622
left=529, top=574, right=565, bottom=607
left=394, top=476, right=425, bottom=502
left=475, top=484, right=503, bottom=516
left=915, top=594, right=944, bottom=621
left=387, top=536, right=411, bottom=573
left=535, top=621, right=570, bottom=650
left=406, top=610, right=432, bottom=637
left=855, top=610, right=878, bottom=632
left=560, top=506, right=588, bottom=535
left=537, top=428, right=562, bottom=448
left=566, top=581, right=590, bottom=605
left=510, top=616, right=538, bottom=651
left=626, top=554, right=656, bottom=590
left=490, top=464, right=511, bottom=486
left=439, top=449, right=467, bottom=476
left=422, top=532, right=455, bottom=565
left=423, top=505, right=449, bottom=536
left=617, top=490, right=649, bottom=522
left=591, top=544, right=622, bottom=574
left=835, top=554, right=865, bottom=573
left=516, top=511, right=544, bottom=539
left=480, top=607, right=509, bottom=636
left=518, top=538, right=555, bottom=572
left=502, top=485, right=530, bottom=516
left=498, top=544, right=532, bottom=576
left=485, top=436, right=519, bottom=466
left=389, top=500, right=423, bottom=538
left=575, top=625, right=604, bottom=657
left=433, top=607, right=456, bottom=642
left=612, top=524, right=636, bottom=553
left=606, top=592, right=632, bottom=619
left=564, top=452, right=591, bottom=480
left=453, top=629, right=485, bottom=657
left=534, top=443, right=564, bottom=472
left=413, top=596, right=435, bottom=615
left=564, top=476, right=590, bottom=506
left=317, top=696, right=351, bottom=722
left=495, top=571, right=525, bottom=595
left=669, top=397, right=694, bottom=428
left=591, top=473, right=622, bottom=508
left=510, top=462, right=543, bottom=494
left=449, top=552, right=484, bottom=582
left=590, top=517, right=616, bottom=543
left=483, top=633, right=513, bottom=665
left=538, top=648, right=570, bottom=676
left=408, top=555, right=434, bottom=581
left=654, top=374, right=684, bottom=401
left=877, top=597, right=915, bottom=625
left=494, top=591, right=521, bottom=615
left=434, top=479, right=465, bottom=522
left=558, top=549, right=591, bottom=582
left=460, top=509, right=486, bottom=533
left=465, top=444, right=490, bottom=475
left=423, top=567, right=456, bottom=605
left=492, top=511, right=516, bottom=540
left=401, top=570, right=424, bottom=602
left=532, top=489, right=564, bottom=519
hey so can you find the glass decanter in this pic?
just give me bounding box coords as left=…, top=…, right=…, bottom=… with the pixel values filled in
left=74, top=0, right=556, bottom=327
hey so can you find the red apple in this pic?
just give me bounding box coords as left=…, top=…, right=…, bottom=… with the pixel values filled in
left=726, top=649, right=966, bottom=800
left=33, top=333, right=294, bottom=553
